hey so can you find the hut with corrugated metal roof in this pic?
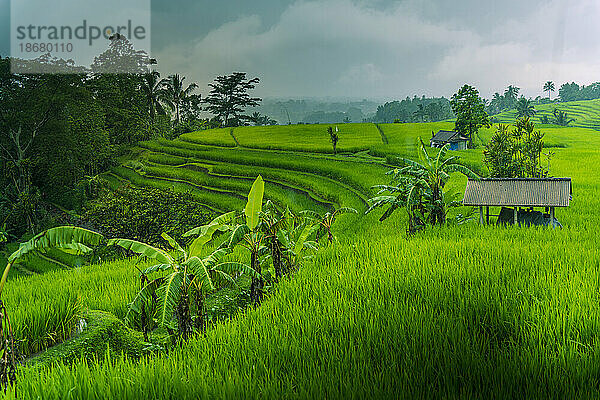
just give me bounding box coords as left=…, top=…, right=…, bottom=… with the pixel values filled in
left=462, top=178, right=572, bottom=228
left=430, top=130, right=469, bottom=150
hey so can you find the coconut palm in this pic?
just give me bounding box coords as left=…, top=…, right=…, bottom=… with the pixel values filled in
left=367, top=139, right=479, bottom=232
left=504, top=85, right=520, bottom=109
left=516, top=98, right=536, bottom=119
left=487, top=92, right=504, bottom=115
left=141, top=71, right=168, bottom=125
left=543, top=81, right=555, bottom=99
left=163, top=74, right=199, bottom=126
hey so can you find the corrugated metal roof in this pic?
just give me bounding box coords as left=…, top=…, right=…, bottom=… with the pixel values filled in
left=431, top=130, right=468, bottom=144
left=462, top=178, right=572, bottom=207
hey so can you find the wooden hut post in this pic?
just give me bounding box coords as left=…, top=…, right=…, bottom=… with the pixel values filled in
left=550, top=207, right=555, bottom=229
left=479, top=206, right=484, bottom=225
left=513, top=207, right=518, bottom=226
left=486, top=206, right=490, bottom=225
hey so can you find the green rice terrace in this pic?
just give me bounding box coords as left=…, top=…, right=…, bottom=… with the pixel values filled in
left=2, top=119, right=600, bottom=399
left=494, top=98, right=600, bottom=130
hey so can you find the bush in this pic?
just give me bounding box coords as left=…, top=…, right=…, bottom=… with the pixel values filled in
left=84, top=185, right=214, bottom=245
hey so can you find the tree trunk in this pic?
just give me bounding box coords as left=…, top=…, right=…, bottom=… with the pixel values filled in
left=271, top=239, right=283, bottom=279
left=249, top=251, right=263, bottom=304
left=176, top=291, right=192, bottom=341
left=194, top=292, right=205, bottom=333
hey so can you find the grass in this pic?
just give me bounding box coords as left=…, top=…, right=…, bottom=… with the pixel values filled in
left=4, top=121, right=600, bottom=398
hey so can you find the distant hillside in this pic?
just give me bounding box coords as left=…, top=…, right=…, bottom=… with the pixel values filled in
left=494, top=99, right=600, bottom=130
left=256, top=99, right=379, bottom=124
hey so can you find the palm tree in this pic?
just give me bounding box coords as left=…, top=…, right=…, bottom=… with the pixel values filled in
left=367, top=140, right=479, bottom=232
left=141, top=71, right=168, bottom=124
left=487, top=92, right=504, bottom=115
left=516, top=98, right=536, bottom=118
left=543, top=81, right=555, bottom=100
left=163, top=74, right=199, bottom=126
left=504, top=85, right=520, bottom=109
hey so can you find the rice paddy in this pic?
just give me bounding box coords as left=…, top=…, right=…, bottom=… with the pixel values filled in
left=494, top=99, right=600, bottom=130
left=3, top=119, right=600, bottom=398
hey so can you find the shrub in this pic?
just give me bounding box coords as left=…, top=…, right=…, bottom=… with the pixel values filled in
left=84, top=185, right=214, bottom=245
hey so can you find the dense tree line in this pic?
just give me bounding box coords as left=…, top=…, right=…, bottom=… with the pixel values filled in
left=369, top=96, right=454, bottom=123
left=486, top=81, right=600, bottom=116
left=557, top=82, right=600, bottom=102
left=0, top=39, right=263, bottom=239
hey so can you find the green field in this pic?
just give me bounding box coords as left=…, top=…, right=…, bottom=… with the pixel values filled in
left=183, top=123, right=384, bottom=153
left=494, top=99, right=600, bottom=130
left=4, top=120, right=600, bottom=398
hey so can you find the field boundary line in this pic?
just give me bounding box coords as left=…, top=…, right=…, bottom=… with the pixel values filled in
left=229, top=129, right=241, bottom=146
left=375, top=123, right=389, bottom=145
left=141, top=149, right=370, bottom=206
left=146, top=160, right=339, bottom=209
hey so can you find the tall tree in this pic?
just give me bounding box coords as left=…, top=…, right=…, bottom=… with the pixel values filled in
left=412, top=104, right=427, bottom=122
left=163, top=74, right=198, bottom=126
left=543, top=81, right=555, bottom=100
left=203, top=72, right=262, bottom=127
left=450, top=85, right=490, bottom=147
left=503, top=85, right=520, bottom=109
left=141, top=71, right=168, bottom=125
left=516, top=97, right=536, bottom=118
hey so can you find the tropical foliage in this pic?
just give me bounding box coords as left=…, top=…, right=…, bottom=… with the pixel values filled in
left=516, top=98, right=536, bottom=118
left=552, top=109, right=576, bottom=126
left=367, top=140, right=479, bottom=232
left=450, top=84, right=490, bottom=147
left=327, top=126, right=339, bottom=155
left=483, top=118, right=546, bottom=178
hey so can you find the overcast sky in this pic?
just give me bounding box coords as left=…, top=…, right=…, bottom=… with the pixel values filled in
left=1, top=0, right=599, bottom=100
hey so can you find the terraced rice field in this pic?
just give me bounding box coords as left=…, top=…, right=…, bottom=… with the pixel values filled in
left=494, top=99, right=600, bottom=130
left=109, top=126, right=390, bottom=218
left=6, top=122, right=600, bottom=398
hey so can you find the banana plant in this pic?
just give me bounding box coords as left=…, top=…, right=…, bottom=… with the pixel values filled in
left=1, top=226, right=104, bottom=297
left=366, top=140, right=479, bottom=232
left=210, top=176, right=268, bottom=304
left=301, top=207, right=358, bottom=244
left=275, top=218, right=320, bottom=270
left=109, top=231, right=259, bottom=341
left=259, top=201, right=295, bottom=279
